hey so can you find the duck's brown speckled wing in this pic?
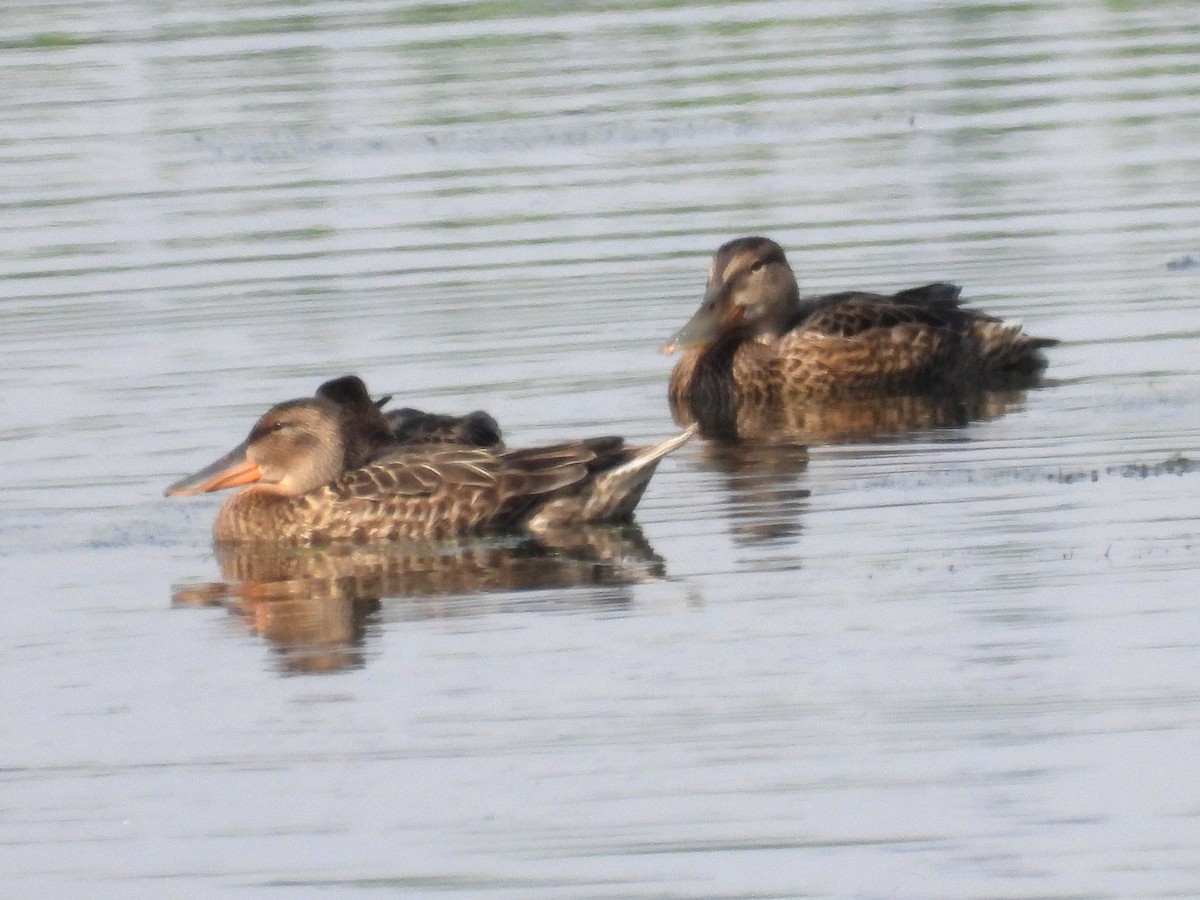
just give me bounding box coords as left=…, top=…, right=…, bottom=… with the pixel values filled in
left=796, top=284, right=975, bottom=338
left=766, top=284, right=1035, bottom=395
left=770, top=322, right=963, bottom=396
left=296, top=444, right=593, bottom=541
left=277, top=439, right=640, bottom=544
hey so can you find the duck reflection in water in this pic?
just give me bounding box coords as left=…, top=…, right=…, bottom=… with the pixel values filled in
left=663, top=236, right=1057, bottom=443
left=691, top=441, right=813, bottom=548
left=172, top=525, right=667, bottom=675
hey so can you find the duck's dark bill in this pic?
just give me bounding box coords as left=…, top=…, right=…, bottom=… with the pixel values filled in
left=164, top=442, right=262, bottom=496
left=662, top=310, right=715, bottom=355
left=662, top=289, right=738, bottom=354
left=662, top=312, right=707, bottom=355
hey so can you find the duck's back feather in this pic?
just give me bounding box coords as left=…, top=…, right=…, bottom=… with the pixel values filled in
left=794, top=284, right=974, bottom=337
left=772, top=284, right=1053, bottom=394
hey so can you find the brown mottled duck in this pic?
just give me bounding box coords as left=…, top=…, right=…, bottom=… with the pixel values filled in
left=166, top=391, right=692, bottom=544
left=664, top=236, right=1057, bottom=438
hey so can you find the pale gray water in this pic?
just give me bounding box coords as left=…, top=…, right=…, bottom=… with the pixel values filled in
left=2, top=1, right=1200, bottom=897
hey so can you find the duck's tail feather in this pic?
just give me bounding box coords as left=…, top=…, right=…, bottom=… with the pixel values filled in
left=524, top=426, right=697, bottom=533
left=973, top=320, right=1059, bottom=376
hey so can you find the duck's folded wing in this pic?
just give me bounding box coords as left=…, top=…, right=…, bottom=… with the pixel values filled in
left=331, top=446, right=588, bottom=501
left=800, top=284, right=974, bottom=337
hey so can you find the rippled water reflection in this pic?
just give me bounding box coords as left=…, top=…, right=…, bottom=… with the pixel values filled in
left=3, top=1, right=1199, bottom=896
left=172, top=526, right=668, bottom=675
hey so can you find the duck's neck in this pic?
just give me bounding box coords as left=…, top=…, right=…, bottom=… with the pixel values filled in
left=669, top=329, right=750, bottom=439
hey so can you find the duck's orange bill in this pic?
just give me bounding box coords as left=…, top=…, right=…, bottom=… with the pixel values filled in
left=164, top=442, right=263, bottom=497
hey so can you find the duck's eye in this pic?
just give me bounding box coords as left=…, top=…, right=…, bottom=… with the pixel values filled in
left=749, top=259, right=766, bottom=273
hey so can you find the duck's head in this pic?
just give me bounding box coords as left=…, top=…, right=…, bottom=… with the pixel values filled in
left=315, top=374, right=395, bottom=468
left=164, top=399, right=345, bottom=498
left=662, top=236, right=800, bottom=354
left=315, top=374, right=380, bottom=411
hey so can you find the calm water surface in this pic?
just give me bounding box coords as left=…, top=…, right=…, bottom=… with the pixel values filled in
left=2, top=1, right=1200, bottom=897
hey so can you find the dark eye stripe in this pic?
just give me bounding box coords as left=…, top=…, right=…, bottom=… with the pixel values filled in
left=746, top=250, right=780, bottom=275
left=251, top=419, right=291, bottom=440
